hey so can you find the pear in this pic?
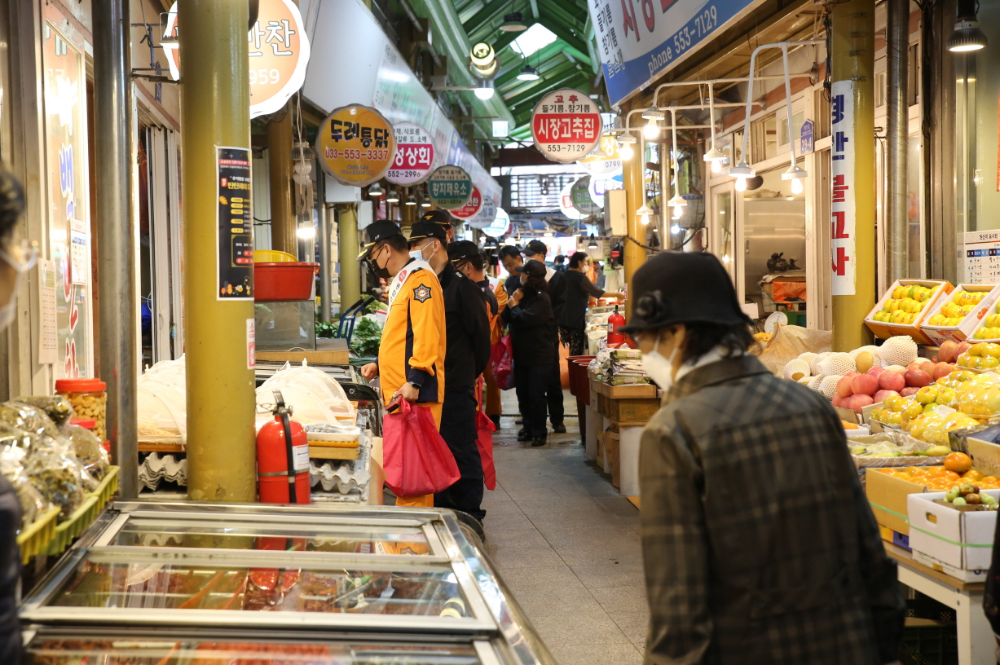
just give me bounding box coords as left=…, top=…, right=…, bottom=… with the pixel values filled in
left=855, top=351, right=875, bottom=374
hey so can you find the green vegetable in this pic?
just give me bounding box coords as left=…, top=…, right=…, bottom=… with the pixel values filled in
left=350, top=318, right=383, bottom=357
left=315, top=321, right=338, bottom=339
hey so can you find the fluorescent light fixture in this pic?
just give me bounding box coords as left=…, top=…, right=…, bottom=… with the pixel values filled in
left=517, top=64, right=540, bottom=81
left=492, top=119, right=509, bottom=137
left=474, top=79, right=495, bottom=100
left=500, top=12, right=528, bottom=32
left=509, top=23, right=557, bottom=57
left=297, top=225, right=316, bottom=240
left=386, top=189, right=400, bottom=204
left=368, top=182, right=383, bottom=198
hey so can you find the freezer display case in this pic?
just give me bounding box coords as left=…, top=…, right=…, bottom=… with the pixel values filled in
left=21, top=501, right=553, bottom=665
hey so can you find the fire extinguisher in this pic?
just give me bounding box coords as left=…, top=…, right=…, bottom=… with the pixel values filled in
left=607, top=305, right=626, bottom=348
left=257, top=390, right=311, bottom=504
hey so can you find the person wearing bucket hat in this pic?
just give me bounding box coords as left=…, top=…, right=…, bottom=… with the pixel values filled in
left=409, top=222, right=491, bottom=523
left=632, top=253, right=904, bottom=665
left=358, top=220, right=447, bottom=509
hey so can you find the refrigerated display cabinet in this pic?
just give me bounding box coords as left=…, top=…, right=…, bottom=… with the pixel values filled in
left=20, top=501, right=554, bottom=665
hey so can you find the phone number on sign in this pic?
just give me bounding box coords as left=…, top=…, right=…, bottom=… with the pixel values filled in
left=546, top=144, right=588, bottom=153
left=324, top=149, right=392, bottom=161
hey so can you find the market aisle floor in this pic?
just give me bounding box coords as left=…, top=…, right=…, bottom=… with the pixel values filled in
left=482, top=390, right=647, bottom=665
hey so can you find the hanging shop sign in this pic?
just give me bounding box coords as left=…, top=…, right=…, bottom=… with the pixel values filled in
left=588, top=0, right=759, bottom=106
left=450, top=186, right=484, bottom=220
left=800, top=119, right=815, bottom=155
left=163, top=0, right=311, bottom=118
left=589, top=176, right=622, bottom=207
left=386, top=123, right=435, bottom=186
left=578, top=134, right=623, bottom=177
left=316, top=105, right=396, bottom=187
left=483, top=207, right=511, bottom=237
left=217, top=147, right=254, bottom=300
left=571, top=176, right=602, bottom=215
left=559, top=182, right=584, bottom=220
left=830, top=80, right=856, bottom=296
left=468, top=194, right=498, bottom=230
left=531, top=88, right=602, bottom=165
left=428, top=165, right=473, bottom=210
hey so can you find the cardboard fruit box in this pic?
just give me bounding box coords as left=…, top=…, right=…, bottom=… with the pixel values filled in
left=908, top=490, right=999, bottom=582
left=921, top=283, right=1000, bottom=346
left=866, top=468, right=930, bottom=536
left=864, top=279, right=953, bottom=345
left=966, top=293, right=1000, bottom=344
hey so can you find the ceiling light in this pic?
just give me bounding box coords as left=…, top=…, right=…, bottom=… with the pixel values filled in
left=474, top=79, right=495, bottom=100
left=704, top=146, right=726, bottom=164
left=499, top=12, right=528, bottom=32
left=643, top=119, right=659, bottom=140
left=368, top=182, right=383, bottom=198
left=667, top=194, right=686, bottom=208
left=735, top=176, right=747, bottom=192
left=672, top=205, right=683, bottom=220
left=728, top=160, right=755, bottom=178
left=405, top=194, right=417, bottom=206
left=711, top=158, right=724, bottom=173
left=636, top=204, right=653, bottom=226
left=641, top=106, right=664, bottom=121
left=588, top=234, right=598, bottom=248
left=671, top=224, right=681, bottom=234
left=421, top=198, right=432, bottom=208
left=618, top=134, right=636, bottom=161
left=386, top=189, right=400, bottom=203
left=517, top=64, right=540, bottom=81
left=948, top=0, right=987, bottom=52
left=791, top=178, right=804, bottom=195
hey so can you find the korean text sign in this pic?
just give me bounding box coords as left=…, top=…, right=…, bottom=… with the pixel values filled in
left=217, top=147, right=254, bottom=300
left=386, top=123, right=435, bottom=186
left=587, top=0, right=758, bottom=106
left=831, top=80, right=856, bottom=296
left=428, top=166, right=473, bottom=210
left=316, top=105, right=397, bottom=187
left=531, top=89, right=602, bottom=164
left=450, top=186, right=484, bottom=220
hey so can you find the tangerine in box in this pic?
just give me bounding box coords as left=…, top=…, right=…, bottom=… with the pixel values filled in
left=864, top=279, right=953, bottom=345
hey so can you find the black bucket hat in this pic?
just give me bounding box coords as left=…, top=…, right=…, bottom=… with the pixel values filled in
left=356, top=220, right=403, bottom=261
left=619, top=251, right=751, bottom=333
left=515, top=260, right=547, bottom=279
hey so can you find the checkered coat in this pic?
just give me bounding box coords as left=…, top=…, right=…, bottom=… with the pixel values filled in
left=639, top=355, right=904, bottom=665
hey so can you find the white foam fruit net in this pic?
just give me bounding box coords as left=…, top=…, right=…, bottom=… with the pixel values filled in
left=256, top=362, right=356, bottom=428
left=818, top=353, right=856, bottom=376
left=807, top=375, right=825, bottom=391
left=820, top=375, right=843, bottom=400
left=879, top=336, right=919, bottom=367
left=799, top=352, right=818, bottom=368
left=850, top=345, right=880, bottom=360
left=783, top=359, right=810, bottom=381
left=810, top=352, right=832, bottom=376
left=137, top=357, right=188, bottom=439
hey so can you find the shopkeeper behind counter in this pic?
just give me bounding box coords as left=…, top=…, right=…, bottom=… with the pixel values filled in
left=559, top=252, right=624, bottom=356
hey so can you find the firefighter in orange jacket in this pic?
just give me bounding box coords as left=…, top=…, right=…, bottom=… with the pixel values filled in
left=359, top=220, right=446, bottom=508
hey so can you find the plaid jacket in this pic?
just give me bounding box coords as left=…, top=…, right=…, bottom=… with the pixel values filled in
left=640, top=355, right=904, bottom=665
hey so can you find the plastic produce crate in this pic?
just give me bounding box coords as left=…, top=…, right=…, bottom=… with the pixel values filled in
left=46, top=496, right=100, bottom=556
left=900, top=623, right=958, bottom=665
left=16, top=506, right=60, bottom=564
left=87, top=465, right=119, bottom=510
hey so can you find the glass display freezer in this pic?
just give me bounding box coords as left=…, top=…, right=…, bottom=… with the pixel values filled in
left=20, top=501, right=554, bottom=665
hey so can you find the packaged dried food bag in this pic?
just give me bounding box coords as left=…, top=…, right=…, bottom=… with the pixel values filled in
left=0, top=401, right=60, bottom=438
left=0, top=443, right=51, bottom=531
left=65, top=423, right=110, bottom=482
left=15, top=395, right=75, bottom=429
left=382, top=400, right=460, bottom=497
left=23, top=437, right=88, bottom=521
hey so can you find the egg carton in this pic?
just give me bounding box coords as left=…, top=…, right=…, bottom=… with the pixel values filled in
left=309, top=429, right=371, bottom=501
left=138, top=452, right=187, bottom=490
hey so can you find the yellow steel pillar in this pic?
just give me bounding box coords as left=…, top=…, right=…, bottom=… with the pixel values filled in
left=339, top=204, right=361, bottom=309
left=269, top=111, right=296, bottom=254
left=622, top=133, right=645, bottom=318
left=831, top=0, right=876, bottom=351
left=180, top=0, right=257, bottom=502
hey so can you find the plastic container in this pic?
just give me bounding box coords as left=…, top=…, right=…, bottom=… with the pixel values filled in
left=254, top=262, right=319, bottom=301
left=56, top=379, right=107, bottom=442
left=254, top=249, right=298, bottom=263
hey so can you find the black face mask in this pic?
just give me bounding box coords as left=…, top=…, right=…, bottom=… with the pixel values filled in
left=368, top=247, right=391, bottom=280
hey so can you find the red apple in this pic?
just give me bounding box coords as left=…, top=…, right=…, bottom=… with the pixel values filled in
left=878, top=370, right=906, bottom=392
left=900, top=387, right=920, bottom=397
left=956, top=341, right=973, bottom=358
left=919, top=360, right=936, bottom=375
left=940, top=341, right=960, bottom=363
left=867, top=366, right=885, bottom=378
left=933, top=362, right=956, bottom=381
left=832, top=395, right=846, bottom=408
left=904, top=368, right=932, bottom=388
left=844, top=370, right=860, bottom=378
left=851, top=374, right=879, bottom=396
left=849, top=394, right=875, bottom=413
left=837, top=376, right=855, bottom=399
left=873, top=390, right=900, bottom=404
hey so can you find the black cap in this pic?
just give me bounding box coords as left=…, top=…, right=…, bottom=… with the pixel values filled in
left=357, top=220, right=403, bottom=261
left=515, top=259, right=547, bottom=279
left=448, top=240, right=480, bottom=263
left=408, top=220, right=448, bottom=243
left=419, top=209, right=453, bottom=232
left=523, top=239, right=548, bottom=257
left=619, top=252, right=751, bottom=333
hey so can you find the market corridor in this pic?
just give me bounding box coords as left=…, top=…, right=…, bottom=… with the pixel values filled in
left=481, top=392, right=647, bottom=665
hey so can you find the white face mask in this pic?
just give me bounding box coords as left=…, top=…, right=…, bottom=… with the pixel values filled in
left=409, top=241, right=434, bottom=262
left=641, top=340, right=678, bottom=391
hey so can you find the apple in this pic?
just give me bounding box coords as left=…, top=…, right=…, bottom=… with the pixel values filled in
left=933, top=362, right=956, bottom=381
left=867, top=366, right=885, bottom=379
left=832, top=395, right=846, bottom=408
left=851, top=374, right=879, bottom=396
left=844, top=370, right=860, bottom=379
left=918, top=360, right=936, bottom=376
left=837, top=376, right=855, bottom=399
left=956, top=341, right=973, bottom=358
left=849, top=394, right=875, bottom=413
left=873, top=390, right=900, bottom=404
left=878, top=370, right=906, bottom=392
left=900, top=387, right=920, bottom=397
left=904, top=368, right=932, bottom=388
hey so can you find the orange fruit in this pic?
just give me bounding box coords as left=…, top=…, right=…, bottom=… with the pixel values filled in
left=964, top=469, right=984, bottom=482
left=944, top=452, right=973, bottom=473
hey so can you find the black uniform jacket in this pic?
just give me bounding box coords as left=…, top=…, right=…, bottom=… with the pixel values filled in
left=438, top=265, right=491, bottom=389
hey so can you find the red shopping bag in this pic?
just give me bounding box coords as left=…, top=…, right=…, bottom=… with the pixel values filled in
left=382, top=401, right=460, bottom=496
left=475, top=380, right=497, bottom=491
left=490, top=334, right=514, bottom=390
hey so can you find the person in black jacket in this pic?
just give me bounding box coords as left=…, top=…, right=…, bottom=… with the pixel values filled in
left=560, top=252, right=624, bottom=356
left=0, top=166, right=27, bottom=664
left=409, top=219, right=491, bottom=522
left=503, top=261, right=555, bottom=447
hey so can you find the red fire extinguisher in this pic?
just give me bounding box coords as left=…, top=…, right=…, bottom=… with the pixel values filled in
left=607, top=305, right=626, bottom=348
left=257, top=390, right=311, bottom=504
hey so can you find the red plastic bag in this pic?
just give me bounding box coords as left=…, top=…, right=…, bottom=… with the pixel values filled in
left=475, top=380, right=497, bottom=491
left=490, top=335, right=514, bottom=390
left=382, top=401, right=460, bottom=496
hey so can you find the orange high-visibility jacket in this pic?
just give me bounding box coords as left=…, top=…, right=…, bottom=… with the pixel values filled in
left=377, top=264, right=447, bottom=418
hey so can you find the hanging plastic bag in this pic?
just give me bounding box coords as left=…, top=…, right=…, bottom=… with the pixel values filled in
left=382, top=400, right=460, bottom=497
left=474, top=379, right=496, bottom=491
left=490, top=335, right=514, bottom=391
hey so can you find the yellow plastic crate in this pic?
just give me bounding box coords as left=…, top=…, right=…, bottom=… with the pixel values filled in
left=87, top=465, right=119, bottom=510
left=253, top=249, right=297, bottom=263
left=17, top=506, right=59, bottom=564
left=46, top=496, right=100, bottom=557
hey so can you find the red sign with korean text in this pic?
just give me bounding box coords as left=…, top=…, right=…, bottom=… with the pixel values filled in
left=386, top=123, right=435, bottom=186
left=531, top=88, right=602, bottom=164
left=450, top=186, right=483, bottom=220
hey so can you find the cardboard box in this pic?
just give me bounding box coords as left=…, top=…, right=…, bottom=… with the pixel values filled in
left=605, top=428, right=620, bottom=489
left=964, top=435, right=1000, bottom=477
left=865, top=468, right=930, bottom=536
left=966, top=294, right=1000, bottom=343
left=921, top=284, right=1000, bottom=345
left=907, top=490, right=999, bottom=582
left=864, top=279, right=953, bottom=345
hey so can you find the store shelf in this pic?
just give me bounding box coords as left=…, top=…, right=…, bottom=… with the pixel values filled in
left=17, top=506, right=60, bottom=564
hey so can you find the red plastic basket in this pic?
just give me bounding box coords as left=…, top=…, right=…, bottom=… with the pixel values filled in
left=254, top=262, right=319, bottom=301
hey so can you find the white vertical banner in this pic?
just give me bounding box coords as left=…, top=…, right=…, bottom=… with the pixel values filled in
left=830, top=80, right=856, bottom=296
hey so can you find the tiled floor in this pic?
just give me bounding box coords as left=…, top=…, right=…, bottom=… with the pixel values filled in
left=482, top=391, right=647, bottom=665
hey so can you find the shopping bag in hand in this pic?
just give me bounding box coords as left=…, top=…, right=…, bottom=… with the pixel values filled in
left=475, top=381, right=497, bottom=491
left=382, top=400, right=460, bottom=497
left=490, top=334, right=514, bottom=390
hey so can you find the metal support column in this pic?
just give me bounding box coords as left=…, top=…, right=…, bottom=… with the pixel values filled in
left=886, top=0, right=909, bottom=282
left=622, top=134, right=645, bottom=318
left=179, top=0, right=256, bottom=502
left=338, top=205, right=361, bottom=311
left=268, top=111, right=296, bottom=255
left=831, top=0, right=876, bottom=351
left=318, top=172, right=331, bottom=323
left=93, top=0, right=138, bottom=498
